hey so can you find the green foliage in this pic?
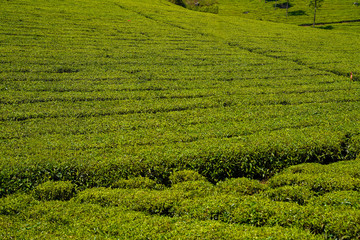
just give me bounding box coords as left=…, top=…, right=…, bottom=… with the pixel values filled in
left=1, top=0, right=359, bottom=196
left=167, top=0, right=186, bottom=7
left=112, top=176, right=159, bottom=189
left=309, top=0, right=325, bottom=26
left=216, top=177, right=267, bottom=195
left=173, top=194, right=241, bottom=221
left=310, top=191, right=360, bottom=209
left=269, top=173, right=360, bottom=194
left=0, top=0, right=359, bottom=199
left=186, top=1, right=219, bottom=14
left=0, top=199, right=323, bottom=239
left=3, top=160, right=360, bottom=239
left=32, top=181, right=76, bottom=201
left=231, top=196, right=279, bottom=226
left=286, top=159, right=360, bottom=178
left=219, top=0, right=360, bottom=28
left=272, top=205, right=360, bottom=238
left=169, top=170, right=207, bottom=184
left=171, top=180, right=215, bottom=197
left=285, top=162, right=326, bottom=174
left=309, top=0, right=324, bottom=9
left=269, top=159, right=360, bottom=194
left=263, top=185, right=314, bottom=204
left=0, top=193, right=38, bottom=215
left=168, top=0, right=219, bottom=13
left=0, top=0, right=360, bottom=237
left=74, top=188, right=182, bottom=215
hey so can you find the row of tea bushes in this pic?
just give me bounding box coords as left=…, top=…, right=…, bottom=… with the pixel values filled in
left=0, top=197, right=322, bottom=239
left=2, top=127, right=359, bottom=197
left=3, top=159, right=359, bottom=238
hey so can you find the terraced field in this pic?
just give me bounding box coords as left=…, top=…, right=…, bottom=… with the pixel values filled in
left=0, top=0, right=360, bottom=238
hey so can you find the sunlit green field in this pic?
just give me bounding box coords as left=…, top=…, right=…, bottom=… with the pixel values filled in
left=1, top=0, right=360, bottom=238
left=219, top=0, right=360, bottom=25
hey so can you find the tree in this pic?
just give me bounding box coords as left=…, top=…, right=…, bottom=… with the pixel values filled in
left=285, top=0, right=293, bottom=17
left=309, top=0, right=324, bottom=27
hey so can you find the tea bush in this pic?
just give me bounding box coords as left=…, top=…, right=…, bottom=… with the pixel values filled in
left=171, top=180, right=215, bottom=198
left=272, top=205, right=360, bottom=239
left=310, top=191, right=360, bottom=209
left=263, top=185, right=314, bottom=204
left=32, top=181, right=76, bottom=201
left=74, top=188, right=182, bottom=215
left=0, top=193, right=38, bottom=215
left=169, top=170, right=207, bottom=184
left=172, top=194, right=240, bottom=221
left=231, top=196, right=291, bottom=226
left=285, top=163, right=326, bottom=174
left=325, top=159, right=360, bottom=178
left=285, top=159, right=360, bottom=177
left=216, top=177, right=267, bottom=195
left=0, top=199, right=323, bottom=239
left=3, top=160, right=360, bottom=239
left=268, top=173, right=360, bottom=194
left=112, top=176, right=158, bottom=189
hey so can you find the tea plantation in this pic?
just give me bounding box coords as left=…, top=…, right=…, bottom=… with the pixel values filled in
left=1, top=0, right=360, bottom=238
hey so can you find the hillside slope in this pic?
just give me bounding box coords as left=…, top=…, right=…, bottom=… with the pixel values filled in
left=0, top=0, right=359, bottom=194
left=1, top=0, right=360, bottom=238
left=219, top=0, right=360, bottom=26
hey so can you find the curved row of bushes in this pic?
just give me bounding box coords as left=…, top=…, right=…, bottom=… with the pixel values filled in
left=1, top=130, right=359, bottom=197
left=2, top=159, right=360, bottom=239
